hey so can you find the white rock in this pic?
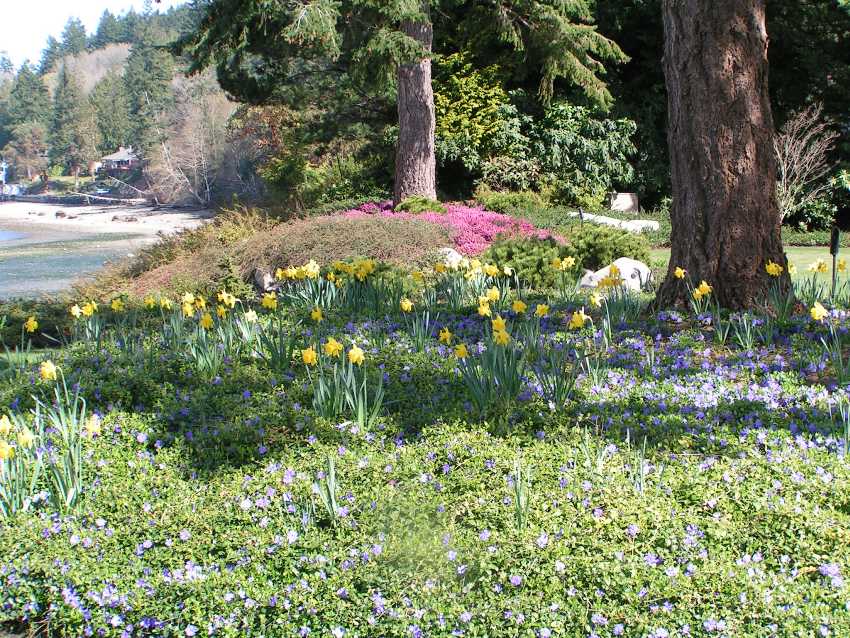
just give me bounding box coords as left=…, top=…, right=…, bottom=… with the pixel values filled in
left=579, top=257, right=653, bottom=292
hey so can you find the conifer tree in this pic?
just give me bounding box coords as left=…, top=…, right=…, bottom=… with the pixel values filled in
left=50, top=66, right=99, bottom=185
left=178, top=0, right=625, bottom=204
left=60, top=18, right=88, bottom=56
left=8, top=65, right=50, bottom=129
left=2, top=121, right=48, bottom=181
left=38, top=37, right=62, bottom=75
left=90, top=72, right=132, bottom=154
left=124, top=21, right=175, bottom=157
left=92, top=10, right=125, bottom=48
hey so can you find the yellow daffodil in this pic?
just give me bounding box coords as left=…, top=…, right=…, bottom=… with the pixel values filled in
left=160, top=297, right=173, bottom=310
left=40, top=360, right=57, bottom=381
left=199, top=312, right=214, bottom=330
left=765, top=261, right=783, bottom=277
left=327, top=272, right=337, bottom=284
left=551, top=257, right=562, bottom=270
left=81, top=301, right=96, bottom=317
left=181, top=292, right=195, bottom=306
left=810, top=301, right=829, bottom=322
left=216, top=305, right=228, bottom=319
left=194, top=296, right=207, bottom=310
left=438, top=327, right=452, bottom=344
left=809, top=259, right=828, bottom=274
left=219, top=291, right=237, bottom=308
left=311, top=307, right=323, bottom=323
left=17, top=427, right=34, bottom=449
left=143, top=296, right=156, bottom=310
left=674, top=266, right=686, bottom=279
left=569, top=308, right=589, bottom=330
left=275, top=267, right=286, bottom=280
left=0, top=415, right=11, bottom=437
left=477, top=301, right=491, bottom=317
left=491, top=315, right=507, bottom=332
left=0, top=440, right=14, bottom=461
left=111, top=298, right=125, bottom=312
left=590, top=292, right=603, bottom=308
left=454, top=343, right=469, bottom=359
left=484, top=263, right=499, bottom=277
left=561, top=256, right=576, bottom=270
left=347, top=345, right=365, bottom=366
left=304, top=259, right=321, bottom=279
left=182, top=301, right=195, bottom=317
left=70, top=304, right=82, bottom=319
left=400, top=298, right=414, bottom=313
left=535, top=304, right=550, bottom=318
left=839, top=258, right=847, bottom=273
left=301, top=346, right=318, bottom=366
left=486, top=287, right=500, bottom=302
left=788, top=263, right=797, bottom=275
left=435, top=262, right=446, bottom=274
left=493, top=329, right=511, bottom=346
left=411, top=270, right=424, bottom=282
left=609, top=264, right=621, bottom=278
left=323, top=337, right=343, bottom=358
left=85, top=415, right=101, bottom=437
left=261, top=293, right=278, bottom=310
left=512, top=300, right=527, bottom=314
left=24, top=316, right=38, bottom=333
left=695, top=281, right=712, bottom=298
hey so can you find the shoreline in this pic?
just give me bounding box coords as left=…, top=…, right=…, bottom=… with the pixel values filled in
left=0, top=201, right=212, bottom=239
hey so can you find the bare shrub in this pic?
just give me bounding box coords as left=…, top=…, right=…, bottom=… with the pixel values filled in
left=774, top=103, right=839, bottom=222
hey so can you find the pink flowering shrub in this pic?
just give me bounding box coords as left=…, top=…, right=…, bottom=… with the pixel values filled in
left=342, top=201, right=561, bottom=255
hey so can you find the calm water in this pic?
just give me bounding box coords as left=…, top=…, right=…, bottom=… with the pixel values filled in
left=0, top=226, right=145, bottom=298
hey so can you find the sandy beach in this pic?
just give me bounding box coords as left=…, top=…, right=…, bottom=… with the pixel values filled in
left=0, top=202, right=212, bottom=298
left=0, top=201, right=212, bottom=237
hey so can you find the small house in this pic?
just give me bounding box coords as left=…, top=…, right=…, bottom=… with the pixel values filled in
left=100, top=146, right=139, bottom=172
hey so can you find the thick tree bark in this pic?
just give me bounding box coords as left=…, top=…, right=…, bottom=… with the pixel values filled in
left=657, top=0, right=789, bottom=310
left=393, top=3, right=437, bottom=206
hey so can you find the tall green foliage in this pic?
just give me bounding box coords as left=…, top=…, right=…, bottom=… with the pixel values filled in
left=60, top=18, right=87, bottom=57
left=50, top=66, right=99, bottom=177
left=7, top=65, right=50, bottom=129
left=90, top=72, right=132, bottom=154
left=124, top=25, right=175, bottom=156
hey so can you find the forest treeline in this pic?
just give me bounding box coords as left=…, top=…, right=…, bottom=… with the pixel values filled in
left=0, top=1, right=848, bottom=221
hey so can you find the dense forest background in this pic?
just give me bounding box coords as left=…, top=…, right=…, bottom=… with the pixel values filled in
left=0, top=0, right=848, bottom=227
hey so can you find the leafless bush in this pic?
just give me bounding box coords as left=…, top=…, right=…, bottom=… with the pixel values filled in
left=774, top=103, right=839, bottom=221
left=145, top=73, right=237, bottom=206
left=44, top=45, right=131, bottom=95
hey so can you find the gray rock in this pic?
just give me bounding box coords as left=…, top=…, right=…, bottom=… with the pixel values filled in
left=254, top=269, right=276, bottom=292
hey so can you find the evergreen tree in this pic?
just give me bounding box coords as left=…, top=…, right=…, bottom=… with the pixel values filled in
left=124, top=24, right=174, bottom=156
left=50, top=65, right=100, bottom=183
left=60, top=18, right=88, bottom=56
left=90, top=72, right=132, bottom=153
left=2, top=121, right=48, bottom=181
left=92, top=10, right=125, bottom=48
left=8, top=65, right=50, bottom=128
left=180, top=0, right=625, bottom=204
left=0, top=53, right=12, bottom=75
left=38, top=37, right=62, bottom=74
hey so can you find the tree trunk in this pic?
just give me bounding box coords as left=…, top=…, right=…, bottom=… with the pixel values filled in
left=656, top=0, right=789, bottom=310
left=393, top=2, right=436, bottom=206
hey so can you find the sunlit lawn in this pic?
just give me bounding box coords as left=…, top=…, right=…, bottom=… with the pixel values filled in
left=650, top=245, right=845, bottom=282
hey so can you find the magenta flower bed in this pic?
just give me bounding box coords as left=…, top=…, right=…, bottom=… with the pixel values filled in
left=342, top=201, right=561, bottom=255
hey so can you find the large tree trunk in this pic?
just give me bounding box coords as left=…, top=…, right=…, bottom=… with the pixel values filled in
left=393, top=3, right=436, bottom=206
left=657, top=0, right=789, bottom=310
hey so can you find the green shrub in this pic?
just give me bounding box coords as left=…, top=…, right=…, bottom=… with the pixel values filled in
left=395, top=195, right=446, bottom=214
left=474, top=186, right=547, bottom=216
left=566, top=225, right=651, bottom=272
left=482, top=236, right=571, bottom=288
